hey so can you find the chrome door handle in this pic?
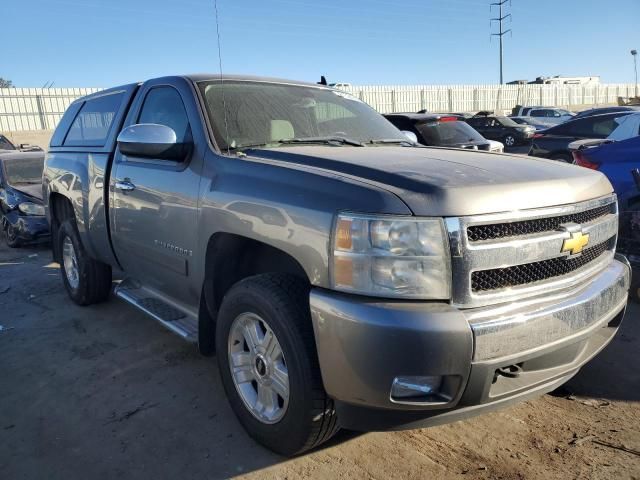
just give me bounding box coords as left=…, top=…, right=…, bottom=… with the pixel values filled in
left=115, top=180, right=136, bottom=192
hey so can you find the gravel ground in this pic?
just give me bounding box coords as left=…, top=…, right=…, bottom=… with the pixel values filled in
left=0, top=240, right=638, bottom=480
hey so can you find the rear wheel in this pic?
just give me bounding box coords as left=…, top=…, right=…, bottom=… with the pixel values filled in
left=216, top=274, right=339, bottom=456
left=57, top=219, right=112, bottom=305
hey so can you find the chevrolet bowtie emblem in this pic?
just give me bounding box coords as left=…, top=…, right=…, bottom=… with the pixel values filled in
left=561, top=231, right=590, bottom=255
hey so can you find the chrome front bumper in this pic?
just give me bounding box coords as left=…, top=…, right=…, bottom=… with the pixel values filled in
left=310, top=257, right=629, bottom=429
left=467, top=257, right=630, bottom=361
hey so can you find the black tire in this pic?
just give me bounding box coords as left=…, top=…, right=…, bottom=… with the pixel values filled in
left=216, top=274, right=339, bottom=456
left=4, top=223, right=21, bottom=248
left=503, top=134, right=517, bottom=147
left=57, top=219, right=112, bottom=305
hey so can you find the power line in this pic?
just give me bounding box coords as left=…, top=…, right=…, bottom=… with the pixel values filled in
left=490, top=0, right=512, bottom=85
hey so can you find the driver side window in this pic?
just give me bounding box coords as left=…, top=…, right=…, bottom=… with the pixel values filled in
left=137, top=87, right=191, bottom=143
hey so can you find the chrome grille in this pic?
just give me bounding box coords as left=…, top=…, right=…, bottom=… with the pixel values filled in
left=447, top=195, right=618, bottom=308
left=471, top=237, right=614, bottom=292
left=467, top=204, right=614, bottom=242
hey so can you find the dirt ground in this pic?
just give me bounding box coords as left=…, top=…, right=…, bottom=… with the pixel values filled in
left=0, top=240, right=638, bottom=480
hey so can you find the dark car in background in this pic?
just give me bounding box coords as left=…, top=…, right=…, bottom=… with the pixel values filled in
left=0, top=152, right=49, bottom=247
left=529, top=111, right=634, bottom=162
left=417, top=109, right=475, bottom=119
left=574, top=139, right=640, bottom=302
left=465, top=114, right=535, bottom=147
left=572, top=106, right=640, bottom=120
left=385, top=113, right=492, bottom=150
left=569, top=114, right=640, bottom=301
left=0, top=134, right=43, bottom=152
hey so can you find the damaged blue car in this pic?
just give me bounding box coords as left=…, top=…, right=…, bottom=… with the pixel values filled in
left=0, top=152, right=49, bottom=247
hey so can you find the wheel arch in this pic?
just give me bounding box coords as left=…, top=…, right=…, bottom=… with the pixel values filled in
left=198, top=232, right=311, bottom=355
left=48, top=193, right=76, bottom=262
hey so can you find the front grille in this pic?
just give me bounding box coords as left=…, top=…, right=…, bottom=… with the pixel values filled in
left=467, top=204, right=613, bottom=242
left=471, top=238, right=613, bottom=292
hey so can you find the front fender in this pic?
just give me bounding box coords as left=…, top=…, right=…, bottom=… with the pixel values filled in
left=192, top=151, right=412, bottom=289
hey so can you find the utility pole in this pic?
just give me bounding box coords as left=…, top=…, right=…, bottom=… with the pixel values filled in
left=632, top=49, right=638, bottom=97
left=491, top=1, right=512, bottom=85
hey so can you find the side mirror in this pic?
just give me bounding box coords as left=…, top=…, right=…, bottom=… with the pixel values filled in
left=117, top=124, right=191, bottom=161
left=401, top=131, right=419, bottom=144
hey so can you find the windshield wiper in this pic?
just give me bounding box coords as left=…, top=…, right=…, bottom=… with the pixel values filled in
left=367, top=138, right=416, bottom=146
left=227, top=142, right=273, bottom=151
left=279, top=136, right=365, bottom=147
left=227, top=136, right=366, bottom=152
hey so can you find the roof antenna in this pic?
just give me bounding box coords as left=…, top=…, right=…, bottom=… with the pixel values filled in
left=213, top=0, right=231, bottom=155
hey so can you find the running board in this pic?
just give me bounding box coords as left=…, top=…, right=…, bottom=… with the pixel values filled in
left=114, top=279, right=198, bottom=342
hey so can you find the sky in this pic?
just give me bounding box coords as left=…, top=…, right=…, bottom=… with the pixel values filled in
left=3, top=0, right=639, bottom=88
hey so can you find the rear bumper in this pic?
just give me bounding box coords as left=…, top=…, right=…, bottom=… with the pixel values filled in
left=310, top=258, right=630, bottom=431
left=516, top=131, right=534, bottom=142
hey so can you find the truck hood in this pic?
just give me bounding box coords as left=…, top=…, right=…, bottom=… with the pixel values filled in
left=246, top=146, right=613, bottom=216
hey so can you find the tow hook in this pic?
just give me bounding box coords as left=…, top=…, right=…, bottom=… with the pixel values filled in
left=493, top=364, right=523, bottom=383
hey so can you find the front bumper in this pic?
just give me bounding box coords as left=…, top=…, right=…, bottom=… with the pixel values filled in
left=310, top=258, right=630, bottom=431
left=2, top=212, right=50, bottom=243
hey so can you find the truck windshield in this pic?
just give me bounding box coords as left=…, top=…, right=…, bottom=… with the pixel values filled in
left=3, top=157, right=45, bottom=185
left=416, top=121, right=485, bottom=145
left=198, top=80, right=406, bottom=150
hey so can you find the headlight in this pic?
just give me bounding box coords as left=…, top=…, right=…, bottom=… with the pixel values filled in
left=18, top=202, right=45, bottom=216
left=331, top=213, right=451, bottom=299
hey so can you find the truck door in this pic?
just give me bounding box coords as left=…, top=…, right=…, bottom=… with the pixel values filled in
left=110, top=81, right=203, bottom=306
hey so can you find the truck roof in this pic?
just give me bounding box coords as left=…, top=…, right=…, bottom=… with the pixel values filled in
left=185, top=73, right=326, bottom=88
left=74, top=74, right=334, bottom=105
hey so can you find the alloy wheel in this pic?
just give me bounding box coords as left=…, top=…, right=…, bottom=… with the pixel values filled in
left=227, top=312, right=289, bottom=424
left=62, top=236, right=80, bottom=289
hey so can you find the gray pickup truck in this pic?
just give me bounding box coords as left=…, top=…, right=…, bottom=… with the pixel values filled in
left=43, top=75, right=630, bottom=456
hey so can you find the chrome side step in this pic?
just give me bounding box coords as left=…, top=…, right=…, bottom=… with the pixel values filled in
left=114, top=279, right=198, bottom=342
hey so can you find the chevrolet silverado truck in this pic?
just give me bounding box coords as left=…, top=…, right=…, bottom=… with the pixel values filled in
left=43, top=75, right=630, bottom=456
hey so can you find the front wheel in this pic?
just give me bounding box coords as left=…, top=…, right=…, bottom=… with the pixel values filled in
left=4, top=222, right=21, bottom=248
left=503, top=134, right=516, bottom=147
left=57, top=219, right=112, bottom=305
left=216, top=274, right=339, bottom=456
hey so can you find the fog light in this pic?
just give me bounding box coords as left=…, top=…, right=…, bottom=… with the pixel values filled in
left=391, top=376, right=443, bottom=399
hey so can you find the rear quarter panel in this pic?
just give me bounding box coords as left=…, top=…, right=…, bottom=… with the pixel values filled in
left=590, top=136, right=640, bottom=208
left=43, top=84, right=138, bottom=267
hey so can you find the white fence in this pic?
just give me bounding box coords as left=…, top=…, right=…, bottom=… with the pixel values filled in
left=342, top=83, right=638, bottom=114
left=0, top=88, right=102, bottom=132
left=1, top=84, right=638, bottom=132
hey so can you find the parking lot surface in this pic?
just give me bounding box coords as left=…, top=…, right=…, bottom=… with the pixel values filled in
left=1, top=240, right=638, bottom=480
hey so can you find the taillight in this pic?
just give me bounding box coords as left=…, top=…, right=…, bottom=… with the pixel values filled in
left=439, top=116, right=458, bottom=122
left=572, top=150, right=600, bottom=170
left=532, top=133, right=545, bottom=139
